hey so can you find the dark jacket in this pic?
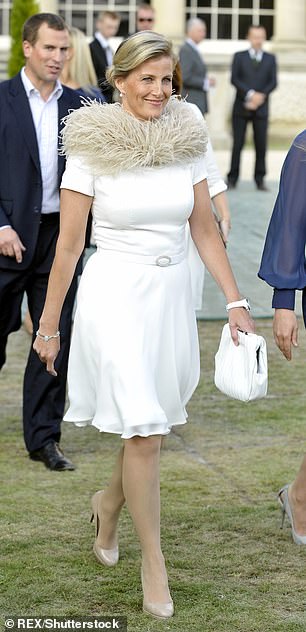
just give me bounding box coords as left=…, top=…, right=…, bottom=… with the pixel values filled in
left=0, top=73, right=82, bottom=271
left=179, top=41, right=208, bottom=114
left=89, top=38, right=113, bottom=102
left=231, top=49, right=277, bottom=118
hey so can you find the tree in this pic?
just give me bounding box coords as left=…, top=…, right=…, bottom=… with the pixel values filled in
left=8, top=0, right=40, bottom=78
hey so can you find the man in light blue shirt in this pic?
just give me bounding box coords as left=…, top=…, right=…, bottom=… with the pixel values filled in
left=0, top=13, right=82, bottom=471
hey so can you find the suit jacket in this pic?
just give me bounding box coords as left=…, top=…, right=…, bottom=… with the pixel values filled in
left=179, top=41, right=208, bottom=114
left=231, top=49, right=277, bottom=118
left=0, top=73, right=82, bottom=272
left=89, top=38, right=113, bottom=102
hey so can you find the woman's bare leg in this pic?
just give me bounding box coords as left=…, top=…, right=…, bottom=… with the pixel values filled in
left=96, top=446, right=125, bottom=549
left=122, top=435, right=171, bottom=604
left=288, top=455, right=306, bottom=535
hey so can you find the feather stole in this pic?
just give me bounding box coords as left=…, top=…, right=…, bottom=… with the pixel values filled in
left=60, top=97, right=208, bottom=177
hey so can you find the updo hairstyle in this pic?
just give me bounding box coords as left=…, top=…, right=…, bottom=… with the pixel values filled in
left=106, top=31, right=176, bottom=88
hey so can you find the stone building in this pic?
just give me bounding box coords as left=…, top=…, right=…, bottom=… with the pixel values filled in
left=0, top=0, right=305, bottom=144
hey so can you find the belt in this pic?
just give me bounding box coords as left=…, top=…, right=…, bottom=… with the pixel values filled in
left=96, top=249, right=185, bottom=267
left=39, top=213, right=59, bottom=224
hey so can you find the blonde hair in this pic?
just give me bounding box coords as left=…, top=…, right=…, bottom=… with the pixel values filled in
left=106, top=31, right=176, bottom=88
left=97, top=10, right=120, bottom=22
left=68, top=27, right=98, bottom=94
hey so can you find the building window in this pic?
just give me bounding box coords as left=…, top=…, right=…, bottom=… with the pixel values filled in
left=185, top=0, right=275, bottom=40
left=0, top=1, right=11, bottom=35
left=58, top=1, right=151, bottom=37
left=0, top=0, right=274, bottom=40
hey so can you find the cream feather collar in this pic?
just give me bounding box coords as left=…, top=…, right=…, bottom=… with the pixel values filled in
left=60, top=97, right=208, bottom=177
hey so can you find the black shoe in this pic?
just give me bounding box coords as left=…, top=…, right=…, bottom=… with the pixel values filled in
left=30, top=440, right=75, bottom=471
left=256, top=181, right=269, bottom=192
left=226, top=179, right=236, bottom=189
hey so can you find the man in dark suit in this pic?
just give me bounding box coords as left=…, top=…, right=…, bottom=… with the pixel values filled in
left=0, top=13, right=82, bottom=470
left=179, top=18, right=214, bottom=115
left=90, top=11, right=120, bottom=102
left=227, top=25, right=277, bottom=191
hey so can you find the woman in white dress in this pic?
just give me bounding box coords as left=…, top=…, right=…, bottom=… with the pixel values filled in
left=33, top=31, right=254, bottom=620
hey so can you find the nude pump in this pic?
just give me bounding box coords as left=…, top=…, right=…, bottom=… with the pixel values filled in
left=90, top=490, right=119, bottom=566
left=141, top=567, right=174, bottom=620
left=278, top=484, right=306, bottom=545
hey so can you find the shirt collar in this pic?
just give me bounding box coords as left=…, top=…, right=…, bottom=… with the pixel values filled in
left=186, top=38, right=199, bottom=52
left=21, top=67, right=63, bottom=100
left=95, top=31, right=109, bottom=49
left=249, top=48, right=263, bottom=61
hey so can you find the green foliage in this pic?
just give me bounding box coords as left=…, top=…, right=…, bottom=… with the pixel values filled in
left=7, top=0, right=40, bottom=78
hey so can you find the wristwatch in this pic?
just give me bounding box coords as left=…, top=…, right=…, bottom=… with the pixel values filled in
left=226, top=298, right=251, bottom=312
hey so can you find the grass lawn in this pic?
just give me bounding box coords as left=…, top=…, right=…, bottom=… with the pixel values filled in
left=1, top=319, right=306, bottom=632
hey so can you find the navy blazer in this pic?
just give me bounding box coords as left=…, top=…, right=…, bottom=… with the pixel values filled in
left=0, top=73, right=82, bottom=272
left=231, top=49, right=277, bottom=118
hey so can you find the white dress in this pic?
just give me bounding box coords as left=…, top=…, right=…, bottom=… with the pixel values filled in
left=62, top=155, right=207, bottom=439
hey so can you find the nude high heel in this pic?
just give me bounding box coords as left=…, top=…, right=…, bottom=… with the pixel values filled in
left=278, top=484, right=306, bottom=545
left=141, top=566, right=174, bottom=620
left=90, top=490, right=119, bottom=566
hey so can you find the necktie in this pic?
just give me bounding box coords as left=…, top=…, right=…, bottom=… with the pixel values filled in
left=251, top=52, right=261, bottom=66
left=104, top=45, right=113, bottom=67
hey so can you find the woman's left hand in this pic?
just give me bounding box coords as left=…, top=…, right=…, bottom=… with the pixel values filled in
left=228, top=307, right=255, bottom=346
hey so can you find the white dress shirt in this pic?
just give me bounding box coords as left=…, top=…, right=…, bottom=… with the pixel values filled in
left=0, top=70, right=63, bottom=230
left=21, top=67, right=63, bottom=215
left=249, top=47, right=263, bottom=63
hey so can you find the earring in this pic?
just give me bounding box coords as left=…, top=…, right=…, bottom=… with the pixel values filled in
left=119, top=92, right=125, bottom=97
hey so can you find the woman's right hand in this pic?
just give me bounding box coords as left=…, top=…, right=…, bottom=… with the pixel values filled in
left=228, top=307, right=255, bottom=346
left=273, top=308, right=298, bottom=361
left=33, top=336, right=60, bottom=376
left=0, top=227, right=26, bottom=262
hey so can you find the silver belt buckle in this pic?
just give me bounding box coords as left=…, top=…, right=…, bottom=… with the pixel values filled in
left=156, top=255, right=171, bottom=267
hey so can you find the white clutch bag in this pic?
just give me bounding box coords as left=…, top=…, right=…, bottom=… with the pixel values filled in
left=214, top=323, right=268, bottom=402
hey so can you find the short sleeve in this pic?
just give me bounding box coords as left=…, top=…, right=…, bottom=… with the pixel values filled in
left=204, top=139, right=227, bottom=198
left=60, top=156, right=95, bottom=197
left=192, top=156, right=208, bottom=185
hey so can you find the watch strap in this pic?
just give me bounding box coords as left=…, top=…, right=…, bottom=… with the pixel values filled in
left=226, top=298, right=251, bottom=312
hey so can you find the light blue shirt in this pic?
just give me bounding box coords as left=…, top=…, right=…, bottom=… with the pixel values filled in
left=21, top=67, right=63, bottom=215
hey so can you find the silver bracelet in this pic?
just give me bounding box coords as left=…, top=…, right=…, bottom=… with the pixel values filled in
left=226, top=298, right=251, bottom=312
left=36, top=330, right=60, bottom=342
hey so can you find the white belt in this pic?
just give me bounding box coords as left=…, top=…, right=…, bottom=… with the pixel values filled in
left=96, top=249, right=185, bottom=267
